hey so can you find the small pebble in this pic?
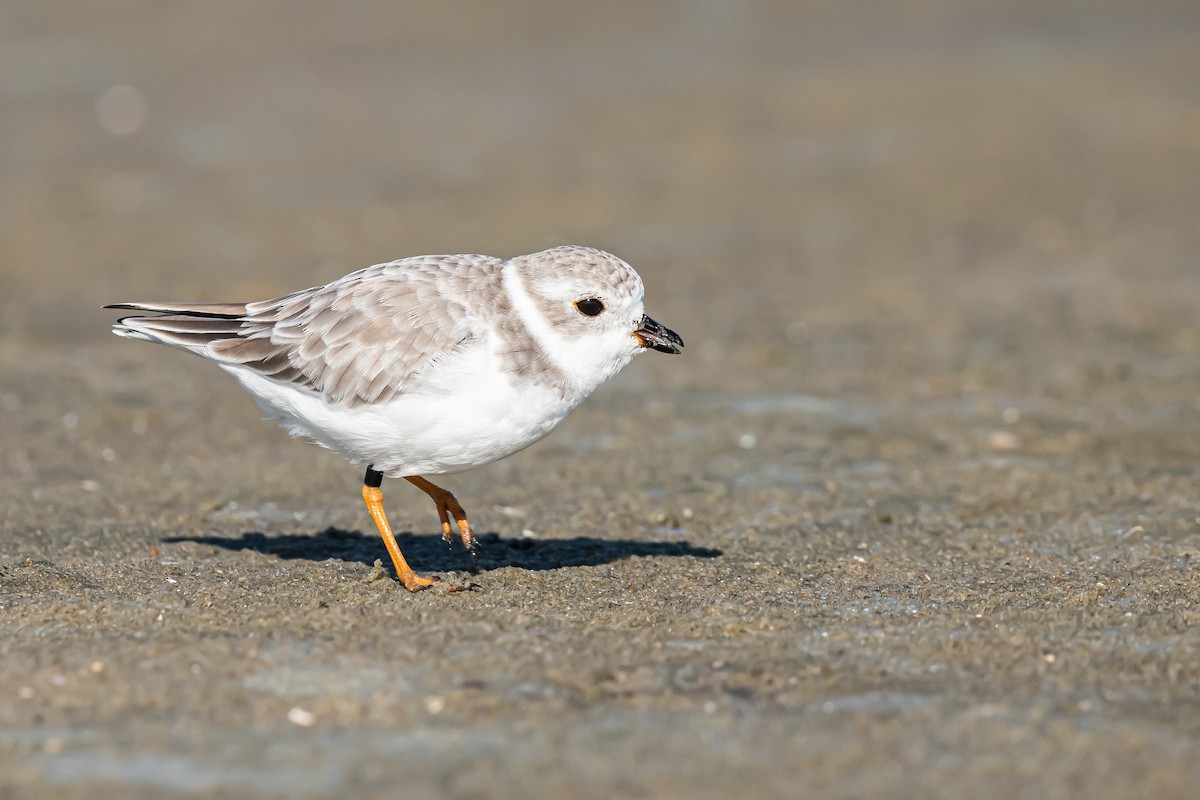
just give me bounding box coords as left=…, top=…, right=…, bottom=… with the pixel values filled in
left=287, top=706, right=316, bottom=727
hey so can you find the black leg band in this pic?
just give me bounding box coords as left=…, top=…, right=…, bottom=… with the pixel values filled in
left=364, top=466, right=384, bottom=488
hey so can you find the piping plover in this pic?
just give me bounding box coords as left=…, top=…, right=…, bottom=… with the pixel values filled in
left=106, top=245, right=683, bottom=591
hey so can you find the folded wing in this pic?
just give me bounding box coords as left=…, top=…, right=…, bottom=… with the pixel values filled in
left=107, top=256, right=496, bottom=407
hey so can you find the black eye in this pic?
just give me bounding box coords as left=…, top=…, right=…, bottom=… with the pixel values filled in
left=574, top=298, right=605, bottom=317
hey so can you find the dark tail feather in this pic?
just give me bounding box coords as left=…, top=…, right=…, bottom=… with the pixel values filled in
left=107, top=301, right=250, bottom=351
left=103, top=301, right=248, bottom=318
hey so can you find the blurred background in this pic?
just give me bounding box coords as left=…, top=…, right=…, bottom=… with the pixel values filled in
left=3, top=2, right=1200, bottom=797
left=5, top=0, right=1198, bottom=388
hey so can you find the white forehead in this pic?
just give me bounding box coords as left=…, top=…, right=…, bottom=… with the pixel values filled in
left=513, top=246, right=644, bottom=304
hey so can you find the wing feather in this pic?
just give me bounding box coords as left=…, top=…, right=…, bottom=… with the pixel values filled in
left=208, top=254, right=500, bottom=406
left=108, top=254, right=502, bottom=406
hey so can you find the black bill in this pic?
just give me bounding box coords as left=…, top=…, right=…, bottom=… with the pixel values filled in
left=633, top=315, right=684, bottom=354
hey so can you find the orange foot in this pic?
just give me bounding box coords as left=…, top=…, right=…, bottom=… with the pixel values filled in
left=362, top=467, right=477, bottom=591
left=362, top=483, right=437, bottom=591
left=405, top=475, right=479, bottom=563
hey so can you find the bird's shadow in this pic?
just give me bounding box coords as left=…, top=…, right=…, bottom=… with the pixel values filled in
left=162, top=527, right=721, bottom=577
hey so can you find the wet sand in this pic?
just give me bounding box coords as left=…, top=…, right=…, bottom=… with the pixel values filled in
left=3, top=2, right=1200, bottom=797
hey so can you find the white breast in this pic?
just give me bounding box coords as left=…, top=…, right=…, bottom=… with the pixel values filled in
left=220, top=338, right=579, bottom=477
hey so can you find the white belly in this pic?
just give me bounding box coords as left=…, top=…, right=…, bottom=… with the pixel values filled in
left=221, top=344, right=579, bottom=476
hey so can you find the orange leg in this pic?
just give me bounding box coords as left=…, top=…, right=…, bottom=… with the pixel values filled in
left=362, top=469, right=441, bottom=592
left=404, top=475, right=478, bottom=560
